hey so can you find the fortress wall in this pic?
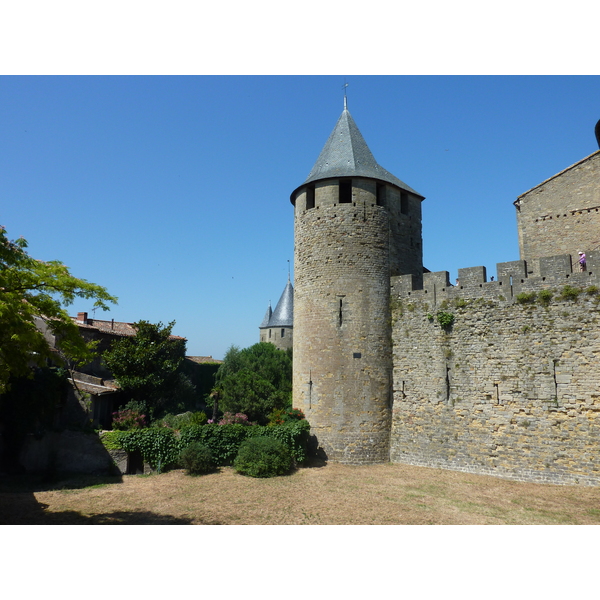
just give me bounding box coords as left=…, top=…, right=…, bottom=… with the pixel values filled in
left=390, top=254, right=600, bottom=485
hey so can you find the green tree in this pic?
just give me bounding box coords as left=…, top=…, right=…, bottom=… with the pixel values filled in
left=0, top=225, right=117, bottom=393
left=102, top=320, right=195, bottom=418
left=214, top=342, right=292, bottom=424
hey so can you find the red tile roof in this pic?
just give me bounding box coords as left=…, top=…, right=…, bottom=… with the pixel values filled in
left=71, top=316, right=186, bottom=340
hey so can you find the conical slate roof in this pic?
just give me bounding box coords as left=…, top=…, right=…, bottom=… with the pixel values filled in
left=291, top=107, right=421, bottom=199
left=259, top=303, right=272, bottom=328
left=261, top=279, right=293, bottom=328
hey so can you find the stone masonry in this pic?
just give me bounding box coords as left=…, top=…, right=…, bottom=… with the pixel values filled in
left=390, top=253, right=600, bottom=485
left=292, top=183, right=394, bottom=463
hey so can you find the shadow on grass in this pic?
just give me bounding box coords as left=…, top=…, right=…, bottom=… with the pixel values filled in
left=0, top=472, right=214, bottom=525
left=301, top=456, right=328, bottom=469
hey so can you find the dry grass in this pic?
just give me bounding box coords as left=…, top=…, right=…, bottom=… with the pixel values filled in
left=2, top=461, right=600, bottom=525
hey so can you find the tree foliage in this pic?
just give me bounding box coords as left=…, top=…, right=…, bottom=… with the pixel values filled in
left=214, top=342, right=292, bottom=424
left=0, top=225, right=117, bottom=393
left=102, top=320, right=194, bottom=417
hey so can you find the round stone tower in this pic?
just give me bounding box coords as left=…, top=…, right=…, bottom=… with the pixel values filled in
left=290, top=101, right=424, bottom=464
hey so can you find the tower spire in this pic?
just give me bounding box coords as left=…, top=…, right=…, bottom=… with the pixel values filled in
left=342, top=80, right=348, bottom=110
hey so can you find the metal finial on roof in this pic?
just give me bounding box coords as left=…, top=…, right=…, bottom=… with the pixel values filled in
left=342, top=80, right=348, bottom=110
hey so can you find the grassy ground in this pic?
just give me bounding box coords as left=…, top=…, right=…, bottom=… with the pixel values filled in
left=2, top=461, right=600, bottom=525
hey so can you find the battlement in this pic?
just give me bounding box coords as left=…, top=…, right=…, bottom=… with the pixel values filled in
left=391, top=250, right=600, bottom=304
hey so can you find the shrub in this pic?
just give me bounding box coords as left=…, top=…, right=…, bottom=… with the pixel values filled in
left=180, top=442, right=215, bottom=475
left=119, top=427, right=179, bottom=473
left=178, top=420, right=311, bottom=466
left=99, top=430, right=123, bottom=451
left=218, top=412, right=254, bottom=426
left=178, top=423, right=251, bottom=466
left=234, top=436, right=293, bottom=478
left=436, top=311, right=455, bottom=329
left=250, top=420, right=311, bottom=464
left=111, top=408, right=147, bottom=430
left=559, top=285, right=581, bottom=301
left=159, top=411, right=208, bottom=430
left=538, top=289, right=553, bottom=307
left=267, top=407, right=305, bottom=426
left=516, top=291, right=536, bottom=304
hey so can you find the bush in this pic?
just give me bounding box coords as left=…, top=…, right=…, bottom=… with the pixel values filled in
left=234, top=436, right=293, bottom=478
left=159, top=411, right=207, bottom=429
left=180, top=442, right=215, bottom=475
left=218, top=412, right=254, bottom=426
left=267, top=407, right=305, bottom=426
left=559, top=285, right=581, bottom=301
left=119, top=427, right=179, bottom=473
left=112, top=408, right=147, bottom=430
left=538, top=289, right=553, bottom=306
left=99, top=430, right=123, bottom=450
left=250, top=420, right=311, bottom=464
left=436, top=311, right=455, bottom=329
left=516, top=292, right=536, bottom=304
left=178, top=423, right=251, bottom=466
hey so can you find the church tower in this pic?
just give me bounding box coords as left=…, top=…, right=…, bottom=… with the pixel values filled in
left=259, top=278, right=293, bottom=351
left=290, top=99, right=424, bottom=464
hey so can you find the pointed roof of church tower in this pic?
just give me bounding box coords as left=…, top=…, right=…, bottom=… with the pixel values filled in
left=265, top=278, right=294, bottom=328
left=259, top=303, right=272, bottom=328
left=292, top=104, right=421, bottom=199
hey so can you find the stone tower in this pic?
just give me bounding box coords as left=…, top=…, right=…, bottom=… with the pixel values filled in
left=290, top=100, right=424, bottom=464
left=259, top=278, right=293, bottom=351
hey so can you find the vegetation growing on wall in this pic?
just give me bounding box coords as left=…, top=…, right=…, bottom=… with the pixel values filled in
left=558, top=285, right=581, bottom=302
left=436, top=311, right=455, bottom=330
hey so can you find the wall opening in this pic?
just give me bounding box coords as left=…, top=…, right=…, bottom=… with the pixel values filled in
left=339, top=179, right=352, bottom=203
left=281, top=329, right=285, bottom=338
left=306, top=185, right=315, bottom=209
left=400, top=191, right=409, bottom=215
left=376, top=183, right=386, bottom=206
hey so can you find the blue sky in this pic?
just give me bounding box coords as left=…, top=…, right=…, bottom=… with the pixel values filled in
left=2, top=75, right=600, bottom=359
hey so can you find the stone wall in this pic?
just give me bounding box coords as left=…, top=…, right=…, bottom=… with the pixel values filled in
left=390, top=256, right=600, bottom=485
left=18, top=430, right=115, bottom=474
left=260, top=326, right=293, bottom=350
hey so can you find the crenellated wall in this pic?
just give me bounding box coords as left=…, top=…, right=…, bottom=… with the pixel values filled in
left=389, top=251, right=600, bottom=485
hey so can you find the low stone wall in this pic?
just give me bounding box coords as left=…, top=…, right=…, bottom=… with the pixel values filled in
left=390, top=288, right=600, bottom=485
left=18, top=430, right=115, bottom=474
